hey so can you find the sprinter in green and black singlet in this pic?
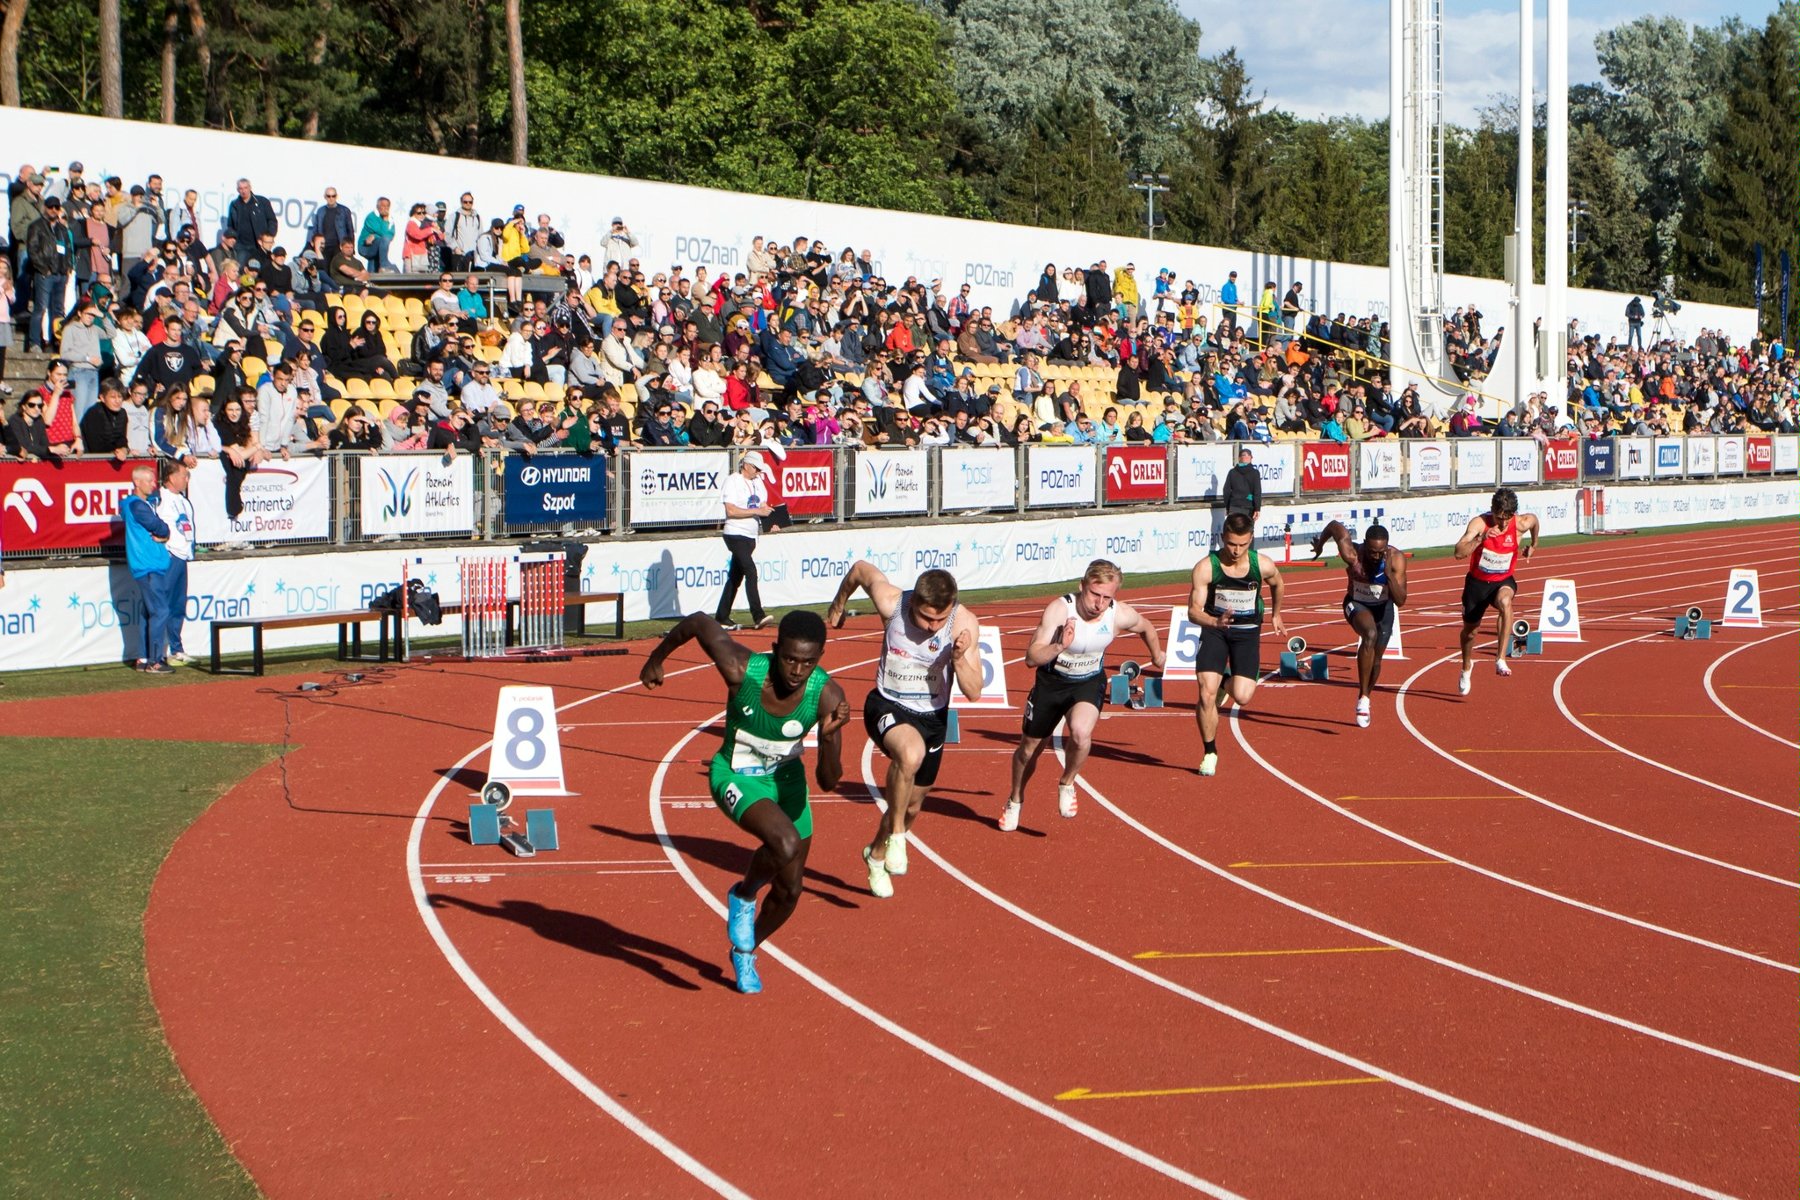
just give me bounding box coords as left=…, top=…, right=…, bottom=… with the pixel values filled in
left=1187, top=511, right=1288, bottom=778
left=641, top=610, right=850, bottom=994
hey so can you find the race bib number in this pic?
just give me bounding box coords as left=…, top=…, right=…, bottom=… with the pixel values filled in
left=1478, top=546, right=1512, bottom=574
left=1214, top=588, right=1258, bottom=616
left=1054, top=649, right=1104, bottom=678
left=1351, top=581, right=1386, bottom=604
left=730, top=729, right=800, bottom=774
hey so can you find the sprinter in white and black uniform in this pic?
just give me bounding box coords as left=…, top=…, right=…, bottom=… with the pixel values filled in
left=1000, top=559, right=1163, bottom=832
left=1312, top=519, right=1410, bottom=728
left=828, top=562, right=982, bottom=898
left=1188, top=511, right=1287, bottom=777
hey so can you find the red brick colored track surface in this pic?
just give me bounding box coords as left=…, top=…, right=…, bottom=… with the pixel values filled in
left=42, top=523, right=1791, bottom=1197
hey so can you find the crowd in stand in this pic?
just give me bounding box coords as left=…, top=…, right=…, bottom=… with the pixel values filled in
left=3, top=157, right=1796, bottom=483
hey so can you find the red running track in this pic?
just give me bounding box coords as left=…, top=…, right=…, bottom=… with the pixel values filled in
left=100, top=522, right=1798, bottom=1198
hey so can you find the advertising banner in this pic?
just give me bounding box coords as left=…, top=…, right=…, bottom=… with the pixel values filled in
left=853, top=450, right=929, bottom=515
left=1357, top=442, right=1402, bottom=490
left=1026, top=445, right=1098, bottom=508
left=502, top=455, right=606, bottom=526
left=1454, top=439, right=1497, bottom=486
left=627, top=449, right=729, bottom=525
left=1653, top=437, right=1684, bottom=478
left=1746, top=435, right=1773, bottom=474
left=1174, top=444, right=1235, bottom=500
left=939, top=448, right=1017, bottom=511
left=1617, top=437, right=1653, bottom=479
left=359, top=454, right=475, bottom=535
left=1542, top=438, right=1580, bottom=482
left=1580, top=440, right=1615, bottom=480
left=1716, top=435, right=1745, bottom=475
left=1406, top=440, right=1452, bottom=489
left=1686, top=436, right=1717, bottom=477
left=1104, top=446, right=1168, bottom=503
left=0, top=457, right=151, bottom=552
left=767, top=448, right=835, bottom=517
left=1246, top=442, right=1295, bottom=496
left=191, top=458, right=331, bottom=543
left=1499, top=439, right=1539, bottom=484
left=1775, top=435, right=1798, bottom=473
left=1299, top=441, right=1352, bottom=492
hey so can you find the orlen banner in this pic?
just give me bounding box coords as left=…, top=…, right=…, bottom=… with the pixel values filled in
left=1027, top=445, right=1097, bottom=507
left=191, top=458, right=331, bottom=544
left=767, top=448, right=835, bottom=517
left=0, top=457, right=151, bottom=551
left=939, top=448, right=1017, bottom=511
left=359, top=454, right=475, bottom=535
left=1104, top=446, right=1167, bottom=503
left=1499, top=438, right=1539, bottom=484
left=1357, top=442, right=1401, bottom=490
left=1542, top=438, right=1580, bottom=482
left=1746, top=435, right=1774, bottom=474
left=628, top=449, right=729, bottom=525
left=1299, top=441, right=1351, bottom=492
left=1455, top=440, right=1497, bottom=486
left=854, top=450, right=928, bottom=515
left=1407, top=440, right=1452, bottom=489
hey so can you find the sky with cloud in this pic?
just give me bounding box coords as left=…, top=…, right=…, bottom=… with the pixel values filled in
left=1175, top=0, right=1778, bottom=126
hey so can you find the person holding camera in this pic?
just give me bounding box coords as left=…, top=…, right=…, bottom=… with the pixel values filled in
left=402, top=203, right=444, bottom=273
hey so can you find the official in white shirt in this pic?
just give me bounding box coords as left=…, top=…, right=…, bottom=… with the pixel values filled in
left=715, top=450, right=778, bottom=632
left=153, top=459, right=198, bottom=664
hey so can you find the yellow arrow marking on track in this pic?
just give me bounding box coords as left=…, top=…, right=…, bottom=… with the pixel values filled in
left=1135, top=947, right=1399, bottom=960
left=1057, top=1077, right=1384, bottom=1102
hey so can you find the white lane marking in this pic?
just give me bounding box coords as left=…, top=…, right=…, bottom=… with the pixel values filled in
left=858, top=742, right=1740, bottom=1200
left=1701, top=630, right=1800, bottom=751
left=1551, top=618, right=1800, bottom=815
left=649, top=714, right=1242, bottom=1199
left=419, top=859, right=671, bottom=868
left=406, top=661, right=756, bottom=1200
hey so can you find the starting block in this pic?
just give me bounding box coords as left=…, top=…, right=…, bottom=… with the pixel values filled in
left=1508, top=618, right=1543, bottom=657
left=469, top=780, right=559, bottom=855
left=525, top=808, right=560, bottom=851
left=1107, top=660, right=1164, bottom=709
left=1277, top=637, right=1330, bottom=682
left=468, top=802, right=503, bottom=845
left=1673, top=606, right=1712, bottom=640
left=945, top=709, right=960, bottom=744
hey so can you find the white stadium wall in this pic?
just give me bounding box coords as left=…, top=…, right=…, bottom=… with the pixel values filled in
left=1, top=477, right=1791, bottom=671
left=3, top=109, right=1756, bottom=351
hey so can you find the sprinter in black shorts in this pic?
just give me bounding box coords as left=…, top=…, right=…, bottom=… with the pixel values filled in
left=1312, top=519, right=1409, bottom=728
left=1189, top=512, right=1287, bottom=777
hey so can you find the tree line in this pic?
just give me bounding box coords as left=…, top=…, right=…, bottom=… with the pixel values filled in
left=3, top=0, right=1792, bottom=324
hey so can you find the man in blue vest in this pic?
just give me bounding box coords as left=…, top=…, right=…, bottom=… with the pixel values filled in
left=122, top=463, right=175, bottom=674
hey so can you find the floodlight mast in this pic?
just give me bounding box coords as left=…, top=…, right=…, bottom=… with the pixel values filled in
left=1388, top=0, right=1446, bottom=401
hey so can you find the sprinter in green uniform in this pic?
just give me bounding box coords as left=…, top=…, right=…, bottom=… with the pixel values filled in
left=642, top=610, right=850, bottom=994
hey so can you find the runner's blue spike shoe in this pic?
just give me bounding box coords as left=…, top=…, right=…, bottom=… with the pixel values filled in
left=731, top=949, right=763, bottom=995
left=726, top=885, right=757, bottom=952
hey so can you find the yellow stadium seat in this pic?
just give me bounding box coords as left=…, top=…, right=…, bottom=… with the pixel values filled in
left=520, top=381, right=546, bottom=403
left=500, top=378, right=526, bottom=400
left=329, top=399, right=351, bottom=421
left=192, top=376, right=215, bottom=397
left=323, top=373, right=345, bottom=393
left=391, top=376, right=416, bottom=396
left=619, top=383, right=638, bottom=407
left=343, top=378, right=371, bottom=400
left=403, top=297, right=424, bottom=318
left=382, top=294, right=407, bottom=317
left=367, top=378, right=395, bottom=400
left=323, top=293, right=343, bottom=308
left=242, top=357, right=268, bottom=381
left=377, top=399, right=401, bottom=421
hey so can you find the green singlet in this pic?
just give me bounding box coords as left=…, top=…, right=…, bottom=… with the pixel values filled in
left=709, top=654, right=829, bottom=839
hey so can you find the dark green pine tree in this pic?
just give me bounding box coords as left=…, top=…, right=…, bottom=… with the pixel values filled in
left=1675, top=8, right=1800, bottom=320
left=1569, top=123, right=1652, bottom=292
left=993, top=92, right=1138, bottom=234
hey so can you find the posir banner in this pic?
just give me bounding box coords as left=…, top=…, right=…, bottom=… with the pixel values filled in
left=1174, top=444, right=1235, bottom=500
left=1454, top=439, right=1496, bottom=486
left=939, top=448, right=1017, bottom=511
left=1026, top=445, right=1097, bottom=508
left=1499, top=439, right=1539, bottom=485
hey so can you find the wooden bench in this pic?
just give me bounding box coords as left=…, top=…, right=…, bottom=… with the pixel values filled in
left=210, top=608, right=397, bottom=676
left=559, top=591, right=626, bottom=640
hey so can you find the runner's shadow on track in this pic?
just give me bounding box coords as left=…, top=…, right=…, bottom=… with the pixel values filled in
left=429, top=893, right=729, bottom=991
left=1402, top=690, right=1468, bottom=704
left=921, top=794, right=1045, bottom=837
left=1083, top=742, right=1174, bottom=767
left=590, top=824, right=866, bottom=908
left=1233, top=710, right=1347, bottom=733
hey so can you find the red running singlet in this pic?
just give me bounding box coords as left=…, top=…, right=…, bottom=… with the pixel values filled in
left=1467, top=516, right=1519, bottom=581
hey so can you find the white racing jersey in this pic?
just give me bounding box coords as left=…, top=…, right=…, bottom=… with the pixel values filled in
left=875, top=591, right=960, bottom=713
left=1047, top=593, right=1116, bottom=680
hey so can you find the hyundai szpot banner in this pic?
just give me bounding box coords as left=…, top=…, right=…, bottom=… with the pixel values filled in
left=1499, top=439, right=1539, bottom=484
left=1653, top=437, right=1685, bottom=478
left=939, top=448, right=1017, bottom=511
left=1455, top=439, right=1497, bottom=486
left=1299, top=441, right=1351, bottom=492
left=853, top=450, right=928, bottom=515
left=1406, top=440, right=1452, bottom=489
left=1581, top=439, right=1616, bottom=479
left=627, top=449, right=729, bottom=525
left=1357, top=442, right=1401, bottom=490
left=1174, top=444, right=1235, bottom=499
left=1746, top=435, right=1774, bottom=474
left=503, top=455, right=606, bottom=525
left=359, top=454, right=475, bottom=535
left=1542, top=438, right=1580, bottom=482
left=0, top=457, right=152, bottom=551
left=1104, top=446, right=1167, bottom=503
left=1617, top=437, right=1653, bottom=479
left=191, top=458, right=331, bottom=543
left=767, top=449, right=835, bottom=517
left=1027, top=446, right=1098, bottom=507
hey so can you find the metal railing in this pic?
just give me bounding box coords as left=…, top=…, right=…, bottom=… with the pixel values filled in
left=1, top=432, right=1789, bottom=563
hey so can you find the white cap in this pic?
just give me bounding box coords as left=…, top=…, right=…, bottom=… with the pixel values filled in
left=742, top=450, right=772, bottom=477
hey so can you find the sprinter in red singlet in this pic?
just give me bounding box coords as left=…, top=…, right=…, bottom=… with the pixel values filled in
left=1452, top=487, right=1541, bottom=695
